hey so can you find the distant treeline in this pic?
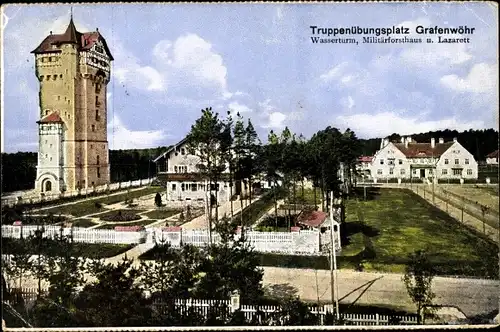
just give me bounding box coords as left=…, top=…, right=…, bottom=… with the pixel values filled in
left=1, top=147, right=169, bottom=193
left=2, top=128, right=498, bottom=193
left=358, top=129, right=499, bottom=161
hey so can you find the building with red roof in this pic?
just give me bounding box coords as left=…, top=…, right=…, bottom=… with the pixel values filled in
left=369, top=136, right=478, bottom=181
left=486, top=149, right=499, bottom=165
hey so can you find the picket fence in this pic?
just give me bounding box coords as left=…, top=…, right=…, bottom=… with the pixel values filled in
left=1, top=178, right=155, bottom=207
left=2, top=225, right=325, bottom=255
left=6, top=288, right=418, bottom=326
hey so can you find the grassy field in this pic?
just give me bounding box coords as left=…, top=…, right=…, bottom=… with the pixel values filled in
left=95, top=219, right=158, bottom=229
left=441, top=185, right=499, bottom=212
left=142, top=209, right=181, bottom=220
left=340, top=187, right=498, bottom=277
left=42, top=187, right=164, bottom=217
left=2, top=238, right=133, bottom=258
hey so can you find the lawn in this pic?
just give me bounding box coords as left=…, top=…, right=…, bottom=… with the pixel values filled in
left=70, top=218, right=97, bottom=228
left=232, top=187, right=287, bottom=227
left=142, top=209, right=181, bottom=220
left=340, top=187, right=499, bottom=277
left=2, top=238, right=134, bottom=258
left=95, top=219, right=158, bottom=229
left=286, top=187, right=322, bottom=206
left=42, top=187, right=164, bottom=217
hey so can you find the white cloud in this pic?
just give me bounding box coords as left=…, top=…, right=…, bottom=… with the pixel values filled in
left=152, top=34, right=229, bottom=95
left=340, top=95, right=355, bottom=110
left=262, top=112, right=287, bottom=129
left=320, top=62, right=348, bottom=82
left=336, top=111, right=486, bottom=138
left=440, top=63, right=497, bottom=93
left=228, top=101, right=253, bottom=117
left=107, top=114, right=166, bottom=150
left=112, top=42, right=166, bottom=92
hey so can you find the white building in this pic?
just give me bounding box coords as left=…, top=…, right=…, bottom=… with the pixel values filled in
left=35, top=112, right=65, bottom=193
left=486, top=150, right=499, bottom=165
left=370, top=136, right=478, bottom=181
left=356, top=156, right=373, bottom=178
left=153, top=138, right=237, bottom=204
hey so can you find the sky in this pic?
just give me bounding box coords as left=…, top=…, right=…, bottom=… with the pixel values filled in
left=1, top=2, right=498, bottom=153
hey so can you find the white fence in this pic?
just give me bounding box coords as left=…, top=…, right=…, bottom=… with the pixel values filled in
left=1, top=178, right=155, bottom=207
left=2, top=225, right=325, bottom=255
left=6, top=289, right=418, bottom=326
left=2, top=225, right=145, bottom=245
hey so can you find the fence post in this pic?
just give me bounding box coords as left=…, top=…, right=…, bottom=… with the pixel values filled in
left=376, top=313, right=379, bottom=325
left=461, top=206, right=464, bottom=223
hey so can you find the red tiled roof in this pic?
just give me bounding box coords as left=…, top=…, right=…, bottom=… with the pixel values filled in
left=31, top=19, right=114, bottom=60
left=298, top=210, right=328, bottom=228
left=393, top=142, right=453, bottom=158
left=37, top=112, right=64, bottom=124
left=358, top=156, right=373, bottom=162
left=487, top=150, right=499, bottom=158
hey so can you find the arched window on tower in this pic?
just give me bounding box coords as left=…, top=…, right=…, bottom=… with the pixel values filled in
left=96, top=155, right=100, bottom=165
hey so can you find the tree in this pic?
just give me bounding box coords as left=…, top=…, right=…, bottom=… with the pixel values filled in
left=154, top=192, right=162, bottom=207
left=243, top=119, right=261, bottom=221
left=233, top=112, right=246, bottom=226
left=402, top=250, right=436, bottom=324
left=75, top=258, right=152, bottom=327
left=192, top=219, right=264, bottom=303
left=186, top=107, right=231, bottom=242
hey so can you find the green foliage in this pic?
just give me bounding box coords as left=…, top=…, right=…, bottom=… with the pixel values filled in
left=402, top=250, right=436, bottom=324
left=75, top=258, right=152, bottom=326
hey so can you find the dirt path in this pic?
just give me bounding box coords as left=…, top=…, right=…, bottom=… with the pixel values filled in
left=261, top=266, right=498, bottom=318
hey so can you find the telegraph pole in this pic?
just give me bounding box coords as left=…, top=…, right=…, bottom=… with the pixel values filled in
left=329, top=191, right=340, bottom=320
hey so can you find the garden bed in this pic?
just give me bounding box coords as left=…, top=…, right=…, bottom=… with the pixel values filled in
left=69, top=218, right=97, bottom=228
left=99, top=209, right=146, bottom=221
left=95, top=219, right=158, bottom=229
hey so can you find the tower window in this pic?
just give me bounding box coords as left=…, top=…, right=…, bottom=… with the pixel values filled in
left=59, top=74, right=62, bottom=79
left=58, top=96, right=60, bottom=101
left=95, top=110, right=100, bottom=121
left=91, top=125, right=95, bottom=132
left=46, top=75, right=51, bottom=80
left=49, top=57, right=52, bottom=62
left=97, top=168, right=101, bottom=178
left=97, top=155, right=100, bottom=165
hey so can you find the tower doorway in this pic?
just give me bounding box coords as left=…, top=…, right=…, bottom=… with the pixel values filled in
left=43, top=179, right=52, bottom=192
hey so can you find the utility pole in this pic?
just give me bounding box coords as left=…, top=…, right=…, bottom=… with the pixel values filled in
left=329, top=191, right=340, bottom=320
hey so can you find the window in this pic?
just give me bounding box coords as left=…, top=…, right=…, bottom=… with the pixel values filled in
left=181, top=183, right=185, bottom=191
left=58, top=96, right=61, bottom=101
left=90, top=144, right=94, bottom=149
left=91, top=125, right=95, bottom=132
left=95, top=110, right=100, bottom=121
left=191, top=183, right=197, bottom=191
left=442, top=169, right=448, bottom=175
left=453, top=169, right=462, bottom=176
left=95, top=84, right=101, bottom=94
left=181, top=148, right=186, bottom=155
left=398, top=159, right=403, bottom=165
left=49, top=57, right=53, bottom=62
left=413, top=169, right=417, bottom=175
left=174, top=166, right=178, bottom=173
left=400, top=169, right=405, bottom=175
left=96, top=155, right=100, bottom=165
left=380, top=159, right=384, bottom=165
left=467, top=169, right=472, bottom=175
left=91, top=182, right=95, bottom=187
left=389, top=168, right=394, bottom=175
left=388, top=160, right=394, bottom=165
left=50, top=157, right=52, bottom=161
left=455, top=159, right=459, bottom=165
left=465, top=158, right=469, bottom=165
left=429, top=169, right=433, bottom=175
left=444, top=159, right=449, bottom=165
left=95, top=96, right=100, bottom=107
left=97, top=168, right=101, bottom=178
left=50, top=144, right=52, bottom=148
left=377, top=169, right=382, bottom=175
left=95, top=46, right=104, bottom=53
left=172, top=184, right=176, bottom=191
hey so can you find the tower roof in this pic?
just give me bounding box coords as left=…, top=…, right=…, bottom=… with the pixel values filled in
left=31, top=18, right=114, bottom=60
left=59, top=17, right=80, bottom=45
left=37, top=112, right=64, bottom=124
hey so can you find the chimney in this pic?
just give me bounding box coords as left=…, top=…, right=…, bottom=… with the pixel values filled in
left=407, top=136, right=412, bottom=143
left=400, top=137, right=405, bottom=143
left=453, top=137, right=457, bottom=142
left=431, top=137, right=435, bottom=148
left=405, top=137, right=409, bottom=148
left=384, top=138, right=389, bottom=147
left=439, top=137, right=444, bottom=144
